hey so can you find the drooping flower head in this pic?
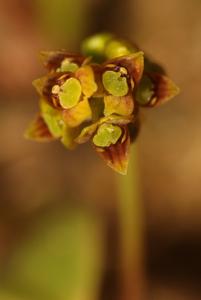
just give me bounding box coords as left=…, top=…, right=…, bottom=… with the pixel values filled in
left=25, top=33, right=180, bottom=174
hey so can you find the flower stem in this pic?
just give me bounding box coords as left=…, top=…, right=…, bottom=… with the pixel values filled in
left=116, top=144, right=145, bottom=300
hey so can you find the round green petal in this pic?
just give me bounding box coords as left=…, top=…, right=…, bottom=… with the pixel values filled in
left=102, top=71, right=128, bottom=97
left=136, top=76, right=154, bottom=105
left=59, top=78, right=82, bottom=109
left=93, top=124, right=122, bottom=147
left=57, top=59, right=79, bottom=73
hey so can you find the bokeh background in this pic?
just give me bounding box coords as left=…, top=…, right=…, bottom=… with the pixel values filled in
left=0, top=0, right=201, bottom=299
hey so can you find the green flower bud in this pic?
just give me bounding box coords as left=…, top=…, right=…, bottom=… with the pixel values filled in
left=81, top=33, right=113, bottom=62
left=105, top=40, right=131, bottom=59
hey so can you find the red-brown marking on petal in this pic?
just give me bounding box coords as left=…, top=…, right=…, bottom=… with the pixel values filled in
left=147, top=73, right=180, bottom=107
left=40, top=51, right=86, bottom=72
left=42, top=73, right=72, bottom=109
left=104, top=52, right=144, bottom=85
left=95, top=127, right=130, bottom=175
left=24, top=114, right=54, bottom=142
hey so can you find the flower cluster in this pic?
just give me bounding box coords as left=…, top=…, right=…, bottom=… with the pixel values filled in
left=25, top=34, right=179, bottom=174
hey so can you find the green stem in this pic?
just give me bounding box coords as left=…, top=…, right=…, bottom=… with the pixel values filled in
left=116, top=145, right=145, bottom=300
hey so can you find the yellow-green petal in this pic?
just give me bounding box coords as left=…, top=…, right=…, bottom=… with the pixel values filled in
left=62, top=98, right=92, bottom=128
left=40, top=99, right=64, bottom=138
left=75, top=123, right=98, bottom=144
left=104, top=94, right=134, bottom=116
left=61, top=125, right=80, bottom=149
left=76, top=65, right=98, bottom=97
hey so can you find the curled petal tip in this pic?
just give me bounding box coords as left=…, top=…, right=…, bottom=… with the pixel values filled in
left=32, top=77, right=46, bottom=96
left=136, top=73, right=180, bottom=107
left=152, top=74, right=180, bottom=106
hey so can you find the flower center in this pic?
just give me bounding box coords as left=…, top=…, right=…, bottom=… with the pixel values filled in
left=93, top=123, right=122, bottom=147
left=102, top=70, right=129, bottom=97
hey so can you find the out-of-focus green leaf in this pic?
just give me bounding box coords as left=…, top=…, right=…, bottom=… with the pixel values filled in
left=3, top=210, right=103, bottom=300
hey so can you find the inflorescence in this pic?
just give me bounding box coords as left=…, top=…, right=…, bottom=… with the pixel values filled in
left=25, top=33, right=180, bottom=174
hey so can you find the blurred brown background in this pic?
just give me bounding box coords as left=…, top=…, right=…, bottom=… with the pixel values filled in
left=0, top=0, right=201, bottom=299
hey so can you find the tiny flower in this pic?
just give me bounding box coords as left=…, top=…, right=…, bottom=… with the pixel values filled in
left=96, top=52, right=144, bottom=118
left=75, top=114, right=138, bottom=174
left=33, top=63, right=98, bottom=128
